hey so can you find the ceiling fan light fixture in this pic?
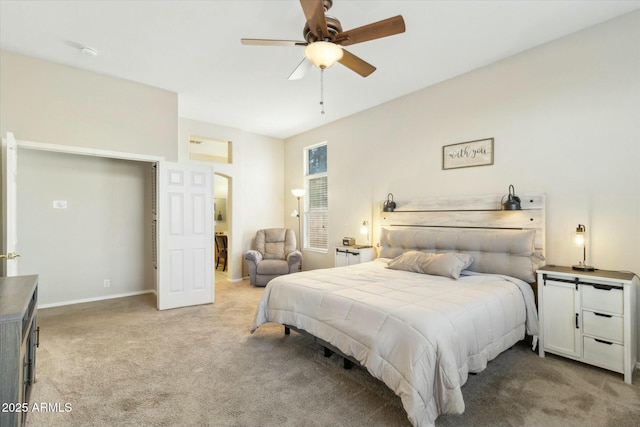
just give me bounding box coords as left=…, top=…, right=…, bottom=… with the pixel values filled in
left=304, top=41, right=343, bottom=69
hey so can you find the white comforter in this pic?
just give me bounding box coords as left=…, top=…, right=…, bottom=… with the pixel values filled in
left=251, top=259, right=539, bottom=427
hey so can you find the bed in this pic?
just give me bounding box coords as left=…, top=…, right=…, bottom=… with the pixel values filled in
left=251, top=194, right=544, bottom=427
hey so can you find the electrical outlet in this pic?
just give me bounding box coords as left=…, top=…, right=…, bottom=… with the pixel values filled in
left=53, top=200, right=68, bottom=209
left=104, top=279, right=110, bottom=288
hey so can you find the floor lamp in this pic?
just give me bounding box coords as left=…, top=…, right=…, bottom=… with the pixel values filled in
left=291, top=188, right=305, bottom=270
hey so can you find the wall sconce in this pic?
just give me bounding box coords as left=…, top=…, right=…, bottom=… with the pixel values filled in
left=383, top=193, right=396, bottom=212
left=501, top=184, right=521, bottom=210
left=360, top=220, right=371, bottom=247
left=572, top=224, right=595, bottom=271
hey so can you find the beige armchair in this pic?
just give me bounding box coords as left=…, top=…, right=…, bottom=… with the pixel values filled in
left=245, top=228, right=302, bottom=286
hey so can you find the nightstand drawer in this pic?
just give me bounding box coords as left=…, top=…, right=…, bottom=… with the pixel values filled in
left=583, top=336, right=624, bottom=373
left=582, top=310, right=623, bottom=342
left=582, top=284, right=623, bottom=315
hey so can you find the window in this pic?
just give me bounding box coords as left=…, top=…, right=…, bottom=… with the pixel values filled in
left=189, top=135, right=232, bottom=163
left=304, top=143, right=328, bottom=252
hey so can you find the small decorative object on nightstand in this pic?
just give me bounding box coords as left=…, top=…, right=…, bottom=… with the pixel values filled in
left=537, top=265, right=638, bottom=384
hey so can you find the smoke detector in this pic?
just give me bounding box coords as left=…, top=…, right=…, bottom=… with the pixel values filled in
left=80, top=46, right=98, bottom=57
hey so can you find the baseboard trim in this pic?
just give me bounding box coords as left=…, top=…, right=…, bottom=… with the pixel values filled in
left=38, top=290, right=155, bottom=309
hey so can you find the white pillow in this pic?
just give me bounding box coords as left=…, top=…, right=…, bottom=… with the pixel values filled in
left=387, top=250, right=473, bottom=279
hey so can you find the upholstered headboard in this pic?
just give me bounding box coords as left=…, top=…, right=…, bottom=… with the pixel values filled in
left=380, top=227, right=539, bottom=282
left=376, top=193, right=545, bottom=283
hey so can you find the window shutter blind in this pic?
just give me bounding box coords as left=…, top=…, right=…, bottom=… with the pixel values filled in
left=307, top=176, right=328, bottom=249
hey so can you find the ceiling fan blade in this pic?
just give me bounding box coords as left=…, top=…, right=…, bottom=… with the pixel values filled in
left=241, top=38, right=307, bottom=47
left=288, top=58, right=312, bottom=80
left=338, top=49, right=376, bottom=78
left=300, top=0, right=330, bottom=39
left=335, top=15, right=405, bottom=46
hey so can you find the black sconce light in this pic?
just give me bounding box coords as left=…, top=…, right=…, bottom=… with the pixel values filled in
left=383, top=193, right=396, bottom=212
left=501, top=185, right=521, bottom=211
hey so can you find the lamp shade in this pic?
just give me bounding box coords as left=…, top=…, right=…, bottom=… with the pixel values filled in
left=572, top=224, right=594, bottom=271
left=360, top=220, right=369, bottom=235
left=291, top=188, right=305, bottom=198
left=304, top=41, right=343, bottom=69
left=574, top=225, right=586, bottom=246
left=502, top=185, right=521, bottom=210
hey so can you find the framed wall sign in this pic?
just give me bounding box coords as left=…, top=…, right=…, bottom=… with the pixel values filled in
left=442, top=138, right=494, bottom=170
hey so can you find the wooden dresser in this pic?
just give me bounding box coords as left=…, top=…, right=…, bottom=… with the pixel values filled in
left=0, top=275, right=39, bottom=427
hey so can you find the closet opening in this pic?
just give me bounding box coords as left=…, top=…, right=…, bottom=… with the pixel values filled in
left=16, top=148, right=156, bottom=308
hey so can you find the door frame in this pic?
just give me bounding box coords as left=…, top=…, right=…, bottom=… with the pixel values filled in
left=1, top=132, right=18, bottom=276
left=4, top=137, right=165, bottom=303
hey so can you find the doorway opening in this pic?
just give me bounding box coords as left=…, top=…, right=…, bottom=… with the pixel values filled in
left=214, top=173, right=230, bottom=280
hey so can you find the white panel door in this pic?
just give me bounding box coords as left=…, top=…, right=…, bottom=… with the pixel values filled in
left=157, top=161, right=214, bottom=310
left=542, top=279, right=581, bottom=358
left=1, top=132, right=20, bottom=276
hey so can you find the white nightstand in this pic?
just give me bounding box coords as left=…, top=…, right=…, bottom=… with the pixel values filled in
left=537, top=265, right=638, bottom=384
left=335, top=246, right=375, bottom=267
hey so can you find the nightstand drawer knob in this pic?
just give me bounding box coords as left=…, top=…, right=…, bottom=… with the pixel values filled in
left=594, top=312, right=612, bottom=318
left=592, top=284, right=615, bottom=291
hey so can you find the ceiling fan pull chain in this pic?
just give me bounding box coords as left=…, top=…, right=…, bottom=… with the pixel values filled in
left=320, top=67, right=325, bottom=114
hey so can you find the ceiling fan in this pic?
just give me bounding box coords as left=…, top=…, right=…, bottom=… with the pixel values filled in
left=241, top=0, right=406, bottom=80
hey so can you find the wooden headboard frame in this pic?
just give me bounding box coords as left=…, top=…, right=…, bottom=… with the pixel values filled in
left=376, top=193, right=545, bottom=260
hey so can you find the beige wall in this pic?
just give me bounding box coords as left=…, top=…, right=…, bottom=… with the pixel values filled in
left=285, top=12, right=640, bottom=352
left=0, top=50, right=178, bottom=161
left=17, top=149, right=154, bottom=306
left=178, top=118, right=285, bottom=281
left=1, top=52, right=285, bottom=295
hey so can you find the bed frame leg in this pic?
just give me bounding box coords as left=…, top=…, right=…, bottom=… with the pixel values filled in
left=284, top=326, right=290, bottom=335
left=343, top=358, right=353, bottom=370
left=323, top=347, right=333, bottom=357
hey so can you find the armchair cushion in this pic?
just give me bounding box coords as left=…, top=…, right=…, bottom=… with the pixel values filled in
left=245, top=228, right=302, bottom=286
left=245, top=250, right=263, bottom=264
left=257, top=260, right=291, bottom=276
left=287, top=251, right=302, bottom=267
left=256, top=228, right=297, bottom=260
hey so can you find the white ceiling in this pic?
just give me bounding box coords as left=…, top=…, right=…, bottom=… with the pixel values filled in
left=1, top=1, right=638, bottom=139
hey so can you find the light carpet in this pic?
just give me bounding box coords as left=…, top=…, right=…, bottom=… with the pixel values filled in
left=26, top=276, right=640, bottom=426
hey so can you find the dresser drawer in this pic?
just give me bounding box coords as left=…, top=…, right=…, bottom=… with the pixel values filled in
left=582, top=310, right=623, bottom=342
left=583, top=336, right=624, bottom=373
left=582, top=284, right=623, bottom=315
